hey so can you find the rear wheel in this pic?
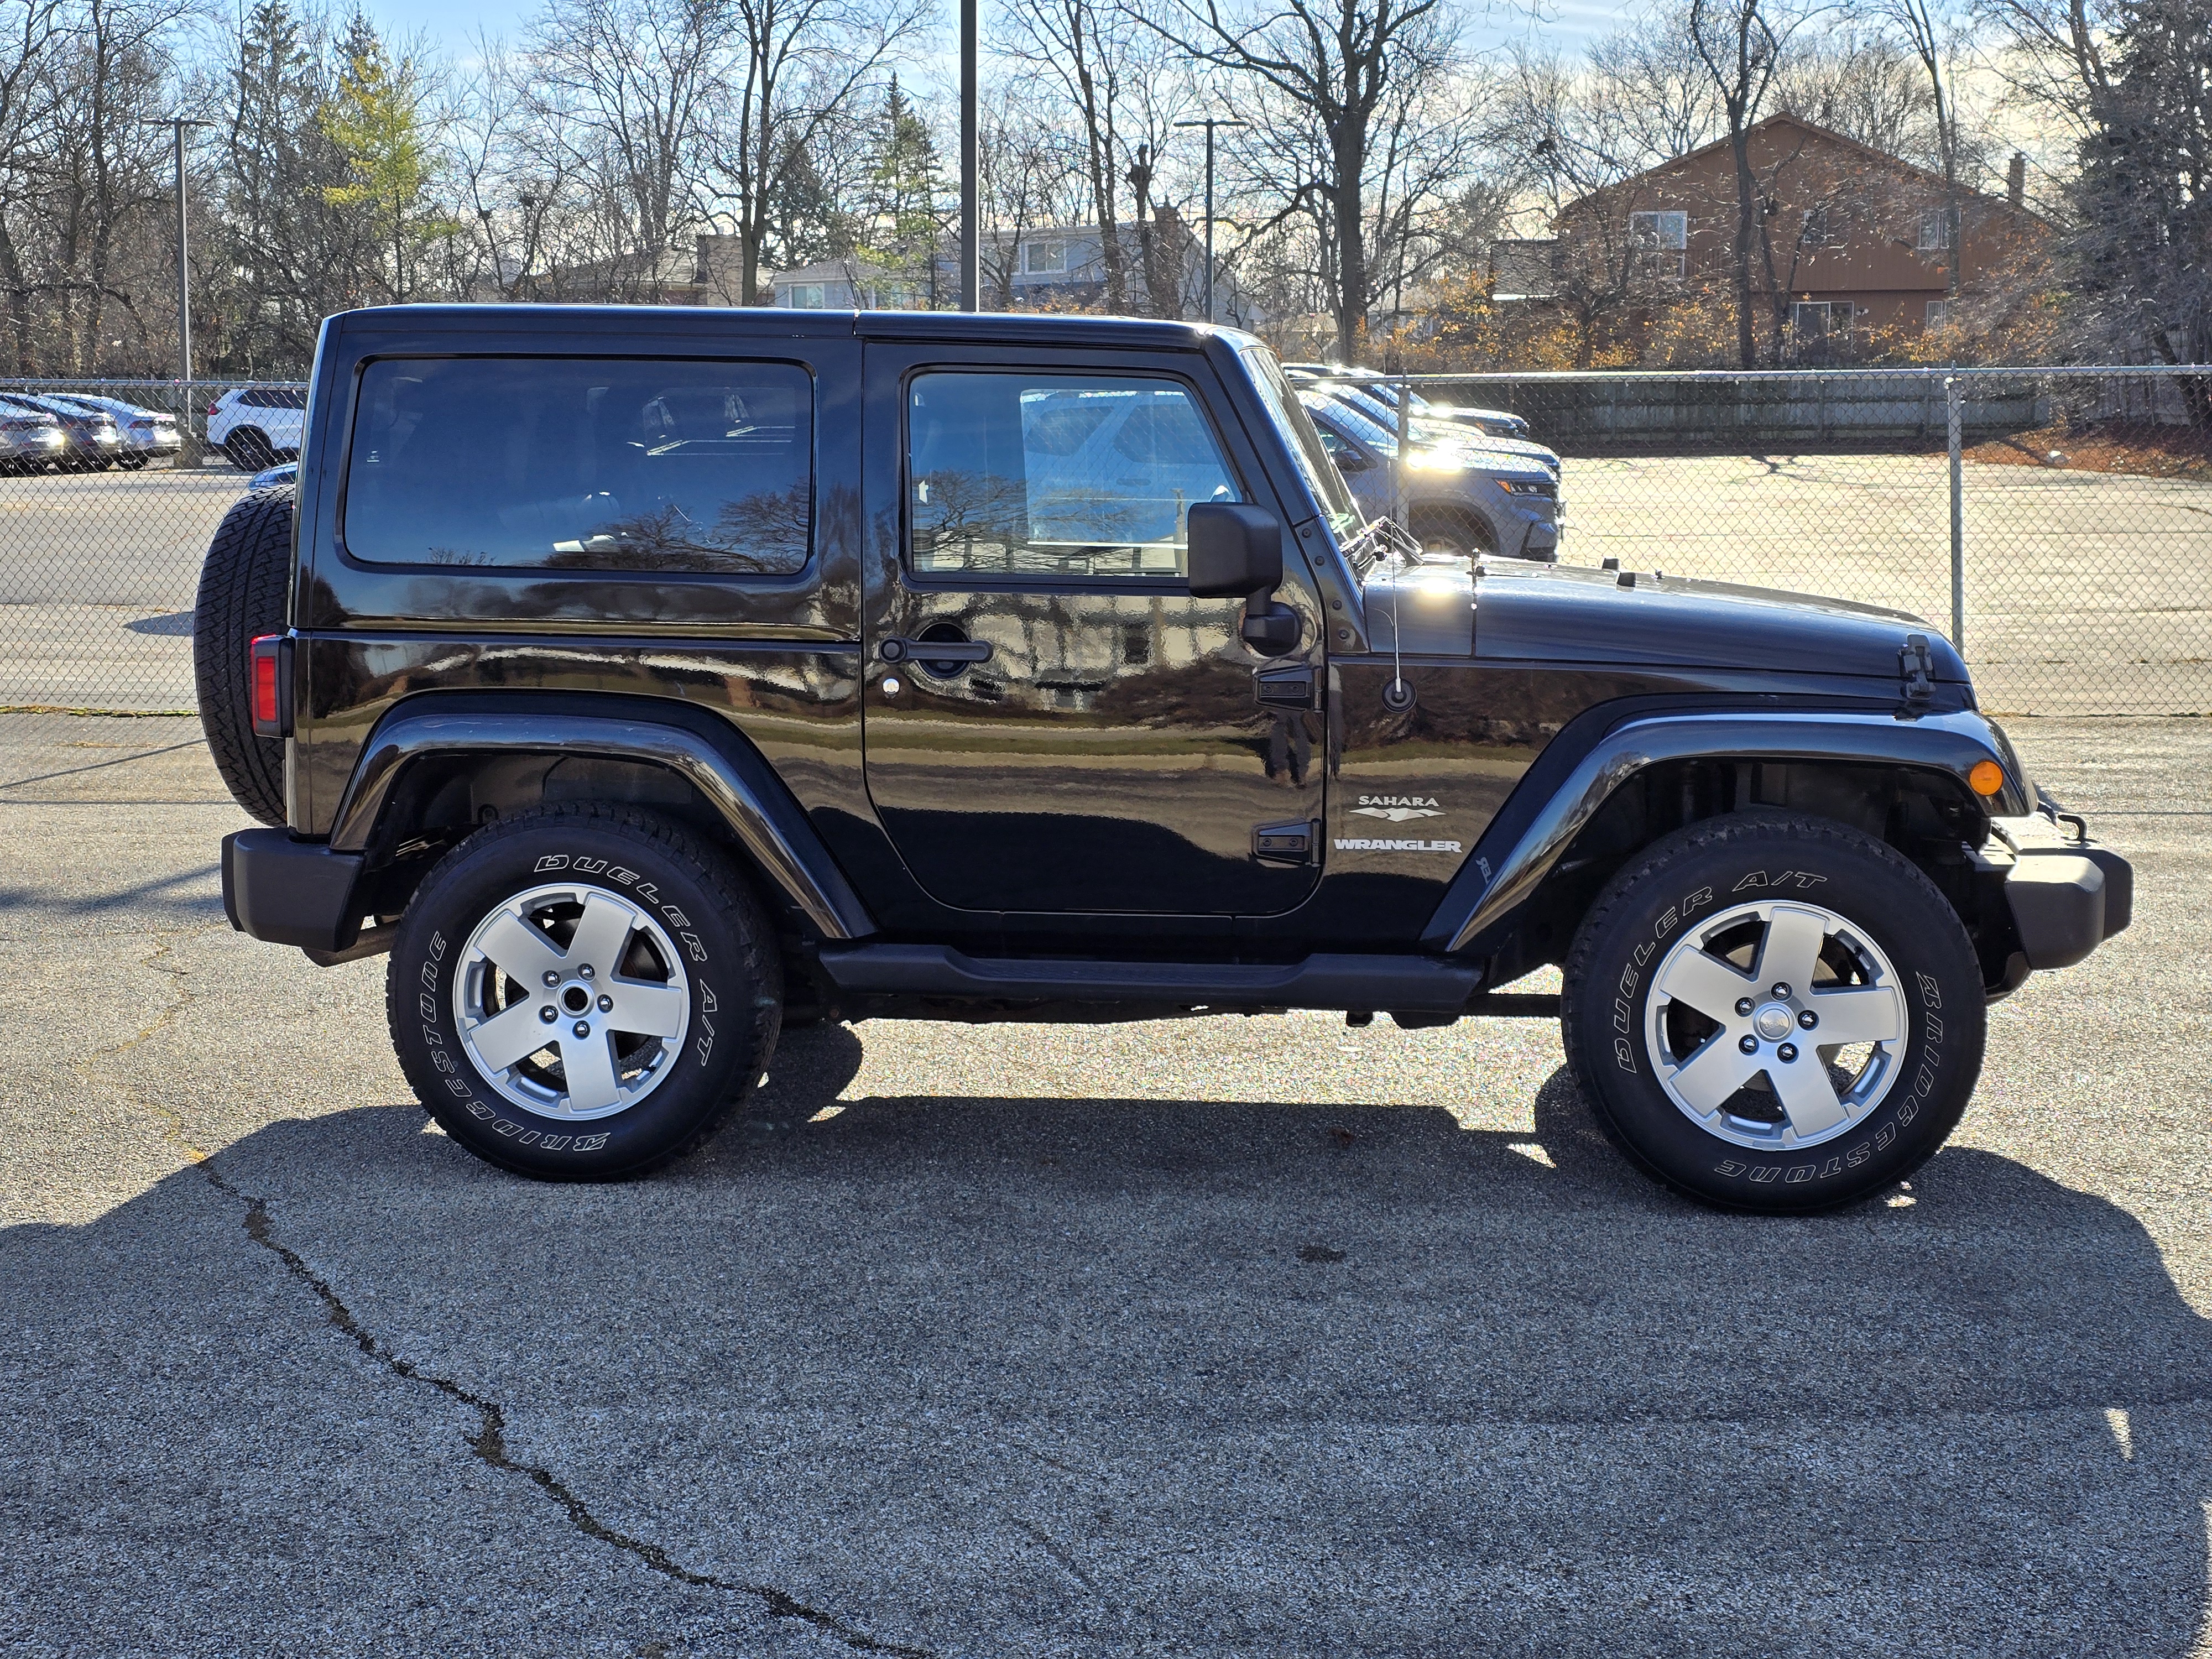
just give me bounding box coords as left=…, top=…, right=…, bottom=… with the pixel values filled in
left=387, top=805, right=783, bottom=1181
left=1561, top=812, right=1985, bottom=1213
left=191, top=486, right=294, bottom=825
left=225, top=428, right=274, bottom=469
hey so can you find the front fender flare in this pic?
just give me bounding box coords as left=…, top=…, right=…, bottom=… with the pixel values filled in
left=1422, top=707, right=2023, bottom=956
left=329, top=700, right=874, bottom=941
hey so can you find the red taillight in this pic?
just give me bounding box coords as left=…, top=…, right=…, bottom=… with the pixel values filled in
left=206, top=401, right=220, bottom=416
left=249, top=634, right=285, bottom=735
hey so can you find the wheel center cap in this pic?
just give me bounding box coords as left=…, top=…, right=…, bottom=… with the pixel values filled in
left=1753, top=1003, right=1795, bottom=1042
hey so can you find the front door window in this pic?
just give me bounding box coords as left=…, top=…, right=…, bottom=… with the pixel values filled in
left=908, top=373, right=1241, bottom=580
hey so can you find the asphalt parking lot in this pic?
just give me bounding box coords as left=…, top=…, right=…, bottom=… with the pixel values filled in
left=3, top=713, right=2208, bottom=1657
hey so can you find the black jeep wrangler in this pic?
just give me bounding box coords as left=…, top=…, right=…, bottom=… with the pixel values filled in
left=195, top=306, right=2130, bottom=1211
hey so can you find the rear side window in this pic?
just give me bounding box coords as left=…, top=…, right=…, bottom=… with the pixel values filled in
left=342, top=358, right=812, bottom=575
left=907, top=372, right=1240, bottom=580
left=242, top=387, right=307, bottom=409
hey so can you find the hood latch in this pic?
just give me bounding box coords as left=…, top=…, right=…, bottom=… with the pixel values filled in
left=1899, top=634, right=1935, bottom=705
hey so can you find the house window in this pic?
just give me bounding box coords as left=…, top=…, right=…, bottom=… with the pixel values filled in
left=1793, top=301, right=1851, bottom=345
left=1925, top=300, right=1952, bottom=331
left=1629, top=211, right=1687, bottom=250
left=1916, top=212, right=1953, bottom=252
left=1628, top=211, right=1687, bottom=278
left=785, top=283, right=826, bottom=308
left=1020, top=239, right=1068, bottom=276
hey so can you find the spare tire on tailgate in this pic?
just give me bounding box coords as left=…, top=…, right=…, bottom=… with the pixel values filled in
left=192, top=485, right=294, bottom=826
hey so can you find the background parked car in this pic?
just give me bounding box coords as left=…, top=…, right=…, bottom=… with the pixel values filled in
left=206, top=385, right=306, bottom=469
left=1298, top=390, right=1560, bottom=560
left=1281, top=363, right=1534, bottom=440
left=44, top=394, right=180, bottom=468
left=0, top=404, right=66, bottom=473
left=0, top=391, right=121, bottom=469
left=1294, top=373, right=1564, bottom=478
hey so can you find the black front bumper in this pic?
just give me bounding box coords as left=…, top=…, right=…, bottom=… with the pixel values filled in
left=221, top=830, right=367, bottom=952
left=1990, top=809, right=2133, bottom=973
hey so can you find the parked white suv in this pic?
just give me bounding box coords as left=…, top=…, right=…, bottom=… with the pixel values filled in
left=206, top=386, right=307, bottom=469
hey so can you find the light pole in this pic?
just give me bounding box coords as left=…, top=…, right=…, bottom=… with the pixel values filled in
left=145, top=117, right=212, bottom=381
left=959, top=0, right=979, bottom=311
left=1172, top=116, right=1244, bottom=324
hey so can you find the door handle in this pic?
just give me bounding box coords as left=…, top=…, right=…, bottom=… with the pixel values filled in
left=878, top=637, right=992, bottom=664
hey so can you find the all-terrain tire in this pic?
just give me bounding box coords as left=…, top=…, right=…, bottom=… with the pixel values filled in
left=191, top=485, right=294, bottom=825
left=386, top=805, right=783, bottom=1181
left=1560, top=811, right=1986, bottom=1213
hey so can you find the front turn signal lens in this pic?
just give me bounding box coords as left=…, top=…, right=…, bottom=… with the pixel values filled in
left=1969, top=759, right=2005, bottom=796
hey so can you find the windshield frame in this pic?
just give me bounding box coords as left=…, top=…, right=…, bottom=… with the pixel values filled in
left=1239, top=343, right=1363, bottom=541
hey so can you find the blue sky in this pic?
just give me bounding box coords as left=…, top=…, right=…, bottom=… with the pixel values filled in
left=363, top=0, right=1618, bottom=64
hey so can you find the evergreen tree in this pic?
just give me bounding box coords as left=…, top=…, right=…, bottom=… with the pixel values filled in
left=2068, top=0, right=2212, bottom=415
left=321, top=16, right=459, bottom=305
left=860, top=76, right=945, bottom=304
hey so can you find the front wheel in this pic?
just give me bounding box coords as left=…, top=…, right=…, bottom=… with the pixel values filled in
left=1561, top=812, right=1985, bottom=1213
left=387, top=805, right=782, bottom=1180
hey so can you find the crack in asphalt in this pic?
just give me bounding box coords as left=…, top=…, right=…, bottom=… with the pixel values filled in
left=85, top=929, right=936, bottom=1658
left=200, top=1165, right=936, bottom=1657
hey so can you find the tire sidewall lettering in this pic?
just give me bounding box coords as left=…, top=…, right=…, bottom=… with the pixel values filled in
left=1579, top=840, right=1981, bottom=1204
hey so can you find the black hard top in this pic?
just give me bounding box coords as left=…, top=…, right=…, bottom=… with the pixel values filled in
left=332, top=304, right=1242, bottom=353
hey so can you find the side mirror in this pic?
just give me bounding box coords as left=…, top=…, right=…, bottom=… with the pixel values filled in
left=1186, top=503, right=1283, bottom=598
left=1187, top=503, right=1300, bottom=658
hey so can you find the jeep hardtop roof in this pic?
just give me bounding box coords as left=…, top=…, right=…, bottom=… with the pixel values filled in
left=330, top=304, right=1247, bottom=354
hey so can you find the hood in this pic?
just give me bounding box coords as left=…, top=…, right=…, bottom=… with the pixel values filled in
left=1473, top=563, right=1971, bottom=682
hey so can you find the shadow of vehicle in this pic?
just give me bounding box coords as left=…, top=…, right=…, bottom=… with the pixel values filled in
left=7, top=1026, right=2207, bottom=1656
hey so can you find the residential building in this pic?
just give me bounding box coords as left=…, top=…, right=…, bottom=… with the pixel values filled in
left=1497, top=114, right=2048, bottom=361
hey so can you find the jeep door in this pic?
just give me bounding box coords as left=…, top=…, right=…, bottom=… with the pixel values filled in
left=859, top=343, right=1326, bottom=916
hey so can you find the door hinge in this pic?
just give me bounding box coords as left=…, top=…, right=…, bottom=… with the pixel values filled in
left=1256, top=665, right=1319, bottom=712
left=1253, top=818, right=1320, bottom=867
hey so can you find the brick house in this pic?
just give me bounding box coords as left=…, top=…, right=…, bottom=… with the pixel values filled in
left=1512, top=114, right=2049, bottom=361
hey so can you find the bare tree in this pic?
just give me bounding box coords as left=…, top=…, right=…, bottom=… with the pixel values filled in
left=1687, top=0, right=1804, bottom=366
left=703, top=0, right=931, bottom=304
left=521, top=0, right=730, bottom=284
left=1144, top=0, right=1464, bottom=357
left=1880, top=0, right=1963, bottom=303
left=1003, top=0, right=1139, bottom=309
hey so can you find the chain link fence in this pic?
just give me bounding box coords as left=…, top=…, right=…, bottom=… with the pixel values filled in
left=1322, top=364, right=2211, bottom=717
left=1, top=367, right=2205, bottom=733
left=0, top=379, right=287, bottom=724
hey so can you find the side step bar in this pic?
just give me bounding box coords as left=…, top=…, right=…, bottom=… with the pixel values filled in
left=815, top=945, right=1491, bottom=1014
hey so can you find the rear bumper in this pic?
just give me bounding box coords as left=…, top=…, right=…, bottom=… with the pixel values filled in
left=1990, top=809, right=2133, bottom=973
left=221, top=829, right=367, bottom=952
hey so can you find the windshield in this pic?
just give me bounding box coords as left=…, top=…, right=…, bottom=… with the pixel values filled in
left=1240, top=344, right=1362, bottom=539
left=1309, top=392, right=1397, bottom=453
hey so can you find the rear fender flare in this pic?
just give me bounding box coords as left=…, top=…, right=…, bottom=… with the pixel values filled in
left=1422, top=708, right=2026, bottom=956
left=330, top=697, right=874, bottom=941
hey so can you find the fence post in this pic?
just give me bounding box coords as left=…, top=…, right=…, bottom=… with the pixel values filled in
left=1394, top=373, right=1410, bottom=536
left=1946, top=374, right=1964, bottom=651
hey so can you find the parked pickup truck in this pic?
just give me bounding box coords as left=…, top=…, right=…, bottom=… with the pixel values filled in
left=195, top=306, right=2131, bottom=1211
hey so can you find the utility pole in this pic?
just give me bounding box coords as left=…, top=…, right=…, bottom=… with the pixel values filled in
left=959, top=0, right=979, bottom=311
left=1172, top=116, right=1244, bottom=324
